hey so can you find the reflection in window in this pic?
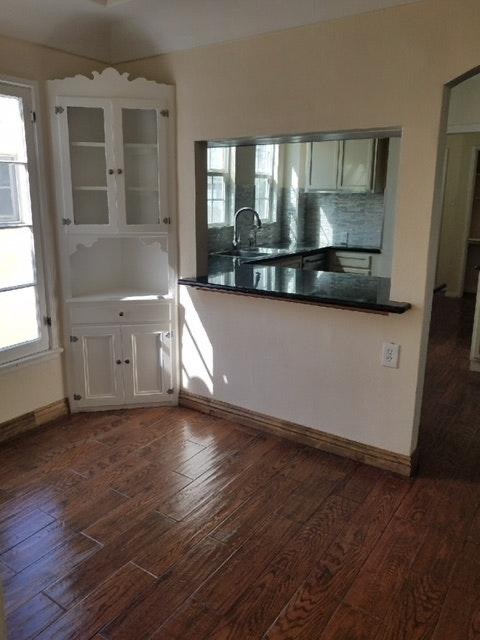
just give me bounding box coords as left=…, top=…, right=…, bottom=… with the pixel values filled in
left=255, top=144, right=279, bottom=221
left=207, top=147, right=235, bottom=225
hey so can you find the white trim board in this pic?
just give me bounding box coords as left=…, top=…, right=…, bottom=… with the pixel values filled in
left=448, top=124, right=480, bottom=134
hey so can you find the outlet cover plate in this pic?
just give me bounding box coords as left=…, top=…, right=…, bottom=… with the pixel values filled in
left=382, top=342, right=400, bottom=368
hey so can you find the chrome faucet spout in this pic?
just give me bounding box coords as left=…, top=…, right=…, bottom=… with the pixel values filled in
left=233, top=207, right=262, bottom=248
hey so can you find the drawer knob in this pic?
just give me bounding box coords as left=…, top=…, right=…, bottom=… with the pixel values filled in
left=124, top=359, right=130, bottom=364
left=116, top=360, right=121, bottom=365
left=119, top=311, right=124, bottom=317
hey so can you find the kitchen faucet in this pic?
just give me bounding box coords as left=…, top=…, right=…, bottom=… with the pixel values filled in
left=232, top=207, right=262, bottom=248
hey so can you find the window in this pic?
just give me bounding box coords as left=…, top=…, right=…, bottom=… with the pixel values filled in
left=255, top=144, right=279, bottom=221
left=207, top=147, right=235, bottom=225
left=0, top=81, right=49, bottom=365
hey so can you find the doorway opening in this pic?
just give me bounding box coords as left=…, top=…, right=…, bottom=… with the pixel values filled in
left=420, top=70, right=480, bottom=476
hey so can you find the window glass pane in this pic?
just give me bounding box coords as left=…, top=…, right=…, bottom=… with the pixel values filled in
left=208, top=148, right=227, bottom=172
left=0, top=163, right=10, bottom=187
left=0, top=183, right=15, bottom=223
left=0, top=93, right=32, bottom=224
left=0, top=286, right=40, bottom=351
left=255, top=176, right=270, bottom=201
left=256, top=199, right=269, bottom=219
left=209, top=200, right=225, bottom=224
left=255, top=145, right=274, bottom=175
left=0, top=162, right=33, bottom=225
left=0, top=95, right=27, bottom=162
left=0, top=227, right=35, bottom=289
left=208, top=175, right=225, bottom=201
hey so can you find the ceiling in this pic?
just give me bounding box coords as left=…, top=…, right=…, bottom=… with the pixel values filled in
left=0, top=0, right=423, bottom=64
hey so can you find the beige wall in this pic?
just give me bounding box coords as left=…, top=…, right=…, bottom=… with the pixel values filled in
left=118, top=0, right=480, bottom=456
left=0, top=35, right=106, bottom=424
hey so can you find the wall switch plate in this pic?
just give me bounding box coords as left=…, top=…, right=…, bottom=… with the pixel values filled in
left=382, top=342, right=400, bottom=368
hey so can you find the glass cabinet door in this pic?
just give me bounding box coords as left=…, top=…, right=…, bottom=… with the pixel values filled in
left=118, top=105, right=168, bottom=229
left=61, top=101, right=116, bottom=231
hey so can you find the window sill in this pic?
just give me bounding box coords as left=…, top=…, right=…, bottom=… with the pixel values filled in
left=0, top=348, right=64, bottom=376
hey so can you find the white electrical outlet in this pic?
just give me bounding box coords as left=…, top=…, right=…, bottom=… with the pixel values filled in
left=382, top=342, right=400, bottom=368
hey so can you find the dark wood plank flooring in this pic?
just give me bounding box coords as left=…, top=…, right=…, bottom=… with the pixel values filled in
left=2, top=293, right=480, bottom=639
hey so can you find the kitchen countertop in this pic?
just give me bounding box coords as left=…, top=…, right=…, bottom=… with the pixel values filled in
left=243, top=241, right=382, bottom=257
left=179, top=245, right=411, bottom=314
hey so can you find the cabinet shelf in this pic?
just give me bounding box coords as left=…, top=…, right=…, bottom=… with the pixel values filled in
left=71, top=142, right=106, bottom=148
left=124, top=143, right=157, bottom=149
left=468, top=238, right=480, bottom=245
left=127, top=187, right=159, bottom=192
left=73, top=186, right=107, bottom=191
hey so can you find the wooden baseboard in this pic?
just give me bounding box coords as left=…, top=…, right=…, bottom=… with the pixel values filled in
left=0, top=399, right=69, bottom=445
left=179, top=390, right=416, bottom=477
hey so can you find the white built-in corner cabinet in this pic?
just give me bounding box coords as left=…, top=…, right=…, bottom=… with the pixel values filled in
left=48, top=68, right=178, bottom=411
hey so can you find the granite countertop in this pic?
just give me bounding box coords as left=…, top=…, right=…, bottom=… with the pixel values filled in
left=179, top=253, right=411, bottom=315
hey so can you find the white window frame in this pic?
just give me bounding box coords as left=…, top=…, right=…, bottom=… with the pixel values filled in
left=255, top=144, right=279, bottom=222
left=207, top=147, right=235, bottom=227
left=0, top=76, right=60, bottom=370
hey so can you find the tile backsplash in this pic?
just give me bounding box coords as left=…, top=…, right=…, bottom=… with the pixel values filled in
left=302, top=191, right=384, bottom=248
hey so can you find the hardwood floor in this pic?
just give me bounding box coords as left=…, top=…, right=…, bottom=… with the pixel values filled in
left=2, top=292, right=480, bottom=639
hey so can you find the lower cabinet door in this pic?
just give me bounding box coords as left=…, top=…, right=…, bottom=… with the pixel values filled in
left=71, top=326, right=125, bottom=408
left=121, top=324, right=173, bottom=404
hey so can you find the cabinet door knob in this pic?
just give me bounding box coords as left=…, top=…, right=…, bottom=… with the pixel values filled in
left=116, top=359, right=122, bottom=365
left=124, top=359, right=130, bottom=364
left=108, top=169, right=115, bottom=175
left=117, top=169, right=123, bottom=175
left=119, top=311, right=124, bottom=316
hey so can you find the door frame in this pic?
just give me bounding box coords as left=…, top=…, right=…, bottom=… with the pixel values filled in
left=459, top=146, right=480, bottom=295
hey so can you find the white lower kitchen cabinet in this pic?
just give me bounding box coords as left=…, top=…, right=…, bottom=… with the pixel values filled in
left=70, top=323, right=173, bottom=409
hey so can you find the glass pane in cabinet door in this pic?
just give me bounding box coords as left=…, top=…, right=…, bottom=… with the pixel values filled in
left=67, top=107, right=109, bottom=225
left=122, top=108, right=161, bottom=225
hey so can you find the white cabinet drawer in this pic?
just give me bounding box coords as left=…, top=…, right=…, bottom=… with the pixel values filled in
left=70, top=302, right=171, bottom=326
left=333, top=252, right=372, bottom=269
left=303, top=252, right=328, bottom=271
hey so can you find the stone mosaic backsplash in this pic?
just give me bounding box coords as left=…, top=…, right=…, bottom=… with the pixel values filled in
left=302, top=191, right=384, bottom=248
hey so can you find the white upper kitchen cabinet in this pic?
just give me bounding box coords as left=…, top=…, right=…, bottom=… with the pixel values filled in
left=308, top=140, right=340, bottom=191
left=307, top=138, right=383, bottom=193
left=338, top=139, right=374, bottom=191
